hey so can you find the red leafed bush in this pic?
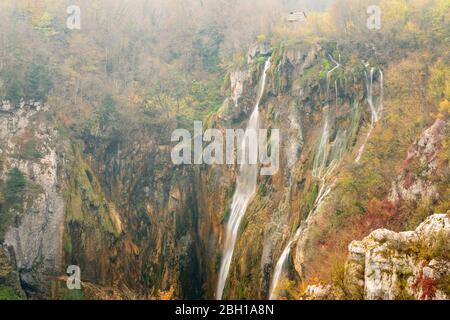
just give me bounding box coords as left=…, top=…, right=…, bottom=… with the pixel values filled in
left=412, top=263, right=438, bottom=300
left=361, top=198, right=401, bottom=230
left=403, top=171, right=414, bottom=189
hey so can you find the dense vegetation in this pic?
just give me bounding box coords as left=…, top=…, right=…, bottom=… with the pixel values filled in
left=0, top=168, right=27, bottom=240
left=0, top=0, right=448, bottom=300
left=0, top=0, right=296, bottom=134
left=263, top=0, right=449, bottom=297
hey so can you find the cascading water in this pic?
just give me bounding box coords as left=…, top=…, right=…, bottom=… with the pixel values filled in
left=268, top=164, right=336, bottom=299
left=216, top=59, right=272, bottom=300
left=268, top=231, right=298, bottom=300
left=312, top=107, right=330, bottom=178
left=269, top=57, right=341, bottom=300
left=312, top=62, right=339, bottom=178
left=355, top=67, right=384, bottom=163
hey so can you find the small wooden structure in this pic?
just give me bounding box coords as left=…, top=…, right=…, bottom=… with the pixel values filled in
left=287, top=11, right=307, bottom=22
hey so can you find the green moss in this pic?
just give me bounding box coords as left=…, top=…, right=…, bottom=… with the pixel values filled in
left=257, top=183, right=267, bottom=198
left=63, top=289, right=84, bottom=300
left=222, top=72, right=231, bottom=92
left=64, top=148, right=119, bottom=237
left=297, top=182, right=319, bottom=225
left=0, top=168, right=27, bottom=240
left=395, top=271, right=415, bottom=300
left=63, top=233, right=73, bottom=256
left=429, top=231, right=450, bottom=260
left=4, top=168, right=27, bottom=208
left=437, top=275, right=450, bottom=297
left=412, top=231, right=450, bottom=262
left=406, top=200, right=434, bottom=230
left=220, top=206, right=231, bottom=225
left=0, top=285, right=23, bottom=300
left=348, top=101, right=362, bottom=146
left=238, top=215, right=248, bottom=238
left=256, top=56, right=268, bottom=65
left=20, top=138, right=43, bottom=160
left=297, top=62, right=323, bottom=88
left=215, top=251, right=222, bottom=272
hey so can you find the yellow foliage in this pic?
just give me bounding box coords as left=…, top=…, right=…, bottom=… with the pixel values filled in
left=437, top=99, right=450, bottom=119
left=157, top=286, right=175, bottom=300
left=271, top=279, right=302, bottom=300
left=428, top=59, right=450, bottom=104
left=256, top=34, right=266, bottom=44
left=380, top=0, right=408, bottom=29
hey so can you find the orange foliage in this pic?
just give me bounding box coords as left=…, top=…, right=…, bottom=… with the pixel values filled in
left=306, top=198, right=405, bottom=287
left=157, top=286, right=175, bottom=300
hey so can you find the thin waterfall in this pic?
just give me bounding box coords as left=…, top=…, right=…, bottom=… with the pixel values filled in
left=268, top=164, right=335, bottom=299
left=355, top=67, right=384, bottom=163
left=268, top=162, right=336, bottom=299
left=268, top=231, right=299, bottom=300
left=270, top=57, right=341, bottom=299
left=216, top=59, right=272, bottom=300
left=379, top=70, right=384, bottom=115
left=312, top=62, right=338, bottom=178
left=312, top=107, right=330, bottom=178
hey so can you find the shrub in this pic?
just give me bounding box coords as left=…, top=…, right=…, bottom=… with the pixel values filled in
left=412, top=262, right=438, bottom=300
left=96, top=94, right=118, bottom=131
left=0, top=168, right=27, bottom=240
left=0, top=67, right=25, bottom=104
left=4, top=168, right=27, bottom=208
left=0, top=285, right=22, bottom=300
left=26, top=63, right=53, bottom=101
left=20, top=139, right=44, bottom=160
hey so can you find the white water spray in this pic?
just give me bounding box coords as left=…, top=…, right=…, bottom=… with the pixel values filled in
left=355, top=67, right=384, bottom=163
left=268, top=233, right=298, bottom=300
left=216, top=59, right=272, bottom=300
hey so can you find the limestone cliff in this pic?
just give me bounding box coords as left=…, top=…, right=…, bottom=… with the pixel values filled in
left=0, top=101, right=124, bottom=298
left=305, top=214, right=450, bottom=300
left=0, top=39, right=448, bottom=301
left=0, top=101, right=65, bottom=297
left=345, top=214, right=449, bottom=300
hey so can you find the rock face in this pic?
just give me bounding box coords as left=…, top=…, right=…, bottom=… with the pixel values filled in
left=0, top=99, right=220, bottom=299
left=80, top=122, right=211, bottom=299
left=247, top=42, right=271, bottom=64
left=230, top=69, right=247, bottom=108
left=0, top=101, right=131, bottom=298
left=0, top=39, right=447, bottom=301
left=0, top=102, right=65, bottom=297
left=389, top=119, right=445, bottom=203
left=344, top=214, right=450, bottom=300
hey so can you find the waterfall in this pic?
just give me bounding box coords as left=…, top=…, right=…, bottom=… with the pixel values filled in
left=216, top=59, right=271, bottom=300
left=312, top=107, right=330, bottom=178
left=268, top=166, right=335, bottom=299
left=270, top=58, right=340, bottom=299
left=355, top=67, right=384, bottom=163
left=312, top=58, right=340, bottom=178
left=268, top=162, right=335, bottom=299
left=268, top=235, right=297, bottom=300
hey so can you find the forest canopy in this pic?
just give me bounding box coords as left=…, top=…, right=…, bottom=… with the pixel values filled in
left=0, top=0, right=448, bottom=134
